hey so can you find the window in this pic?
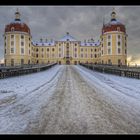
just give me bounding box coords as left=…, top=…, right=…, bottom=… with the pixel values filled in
left=118, top=35, right=120, bottom=39
left=36, top=54, right=38, bottom=58
left=117, top=27, right=120, bottom=31
left=81, top=54, right=83, bottom=58
left=29, top=37, right=30, bottom=41
left=118, top=41, right=121, bottom=46
left=91, top=49, right=93, bottom=52
left=118, top=59, right=121, bottom=65
left=5, top=42, right=6, bottom=47
left=81, top=48, right=83, bottom=52
left=102, top=50, right=103, bottom=55
left=75, top=54, right=77, bottom=57
left=108, top=35, right=111, bottom=39
left=21, top=59, right=24, bottom=65
left=75, top=43, right=77, bottom=46
left=125, top=42, right=127, bottom=47
left=36, top=48, right=38, bottom=52
left=29, top=50, right=30, bottom=54
left=125, top=49, right=127, bottom=54
left=85, top=48, right=87, bottom=52
left=21, top=42, right=24, bottom=46
left=47, top=48, right=49, bottom=52
left=5, top=36, right=6, bottom=40
left=5, top=49, right=6, bottom=54
left=125, top=60, right=127, bottom=65
left=108, top=42, right=111, bottom=46
left=95, top=49, right=96, bottom=52
left=42, top=54, right=44, bottom=58
left=11, top=48, right=14, bottom=53
left=11, top=27, right=14, bottom=31
left=21, top=35, right=24, bottom=39
left=75, top=48, right=77, bottom=51
left=11, top=41, right=14, bottom=46
left=52, top=48, right=55, bottom=52
left=118, top=48, right=121, bottom=54
left=28, top=60, right=30, bottom=64
left=59, top=54, right=61, bottom=57
left=11, top=59, right=14, bottom=66
left=42, top=48, right=44, bottom=52
left=59, top=48, right=61, bottom=51
left=11, top=35, right=14, bottom=39
left=21, top=48, right=24, bottom=54
left=95, top=54, right=97, bottom=58
left=108, top=59, right=111, bottom=64
left=102, top=60, right=104, bottom=64
left=108, top=48, right=111, bottom=54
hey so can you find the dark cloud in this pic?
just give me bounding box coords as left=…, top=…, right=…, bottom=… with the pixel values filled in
left=0, top=6, right=140, bottom=63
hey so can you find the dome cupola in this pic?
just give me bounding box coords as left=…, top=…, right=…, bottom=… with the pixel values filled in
left=5, top=8, right=30, bottom=34
left=102, top=8, right=126, bottom=34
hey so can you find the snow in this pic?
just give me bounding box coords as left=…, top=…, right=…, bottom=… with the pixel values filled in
left=80, top=41, right=100, bottom=47
left=0, top=65, right=64, bottom=133
left=76, top=65, right=140, bottom=118
left=76, top=65, right=140, bottom=104
left=32, top=41, right=55, bottom=47
left=59, top=34, right=77, bottom=42
left=0, top=65, right=140, bottom=134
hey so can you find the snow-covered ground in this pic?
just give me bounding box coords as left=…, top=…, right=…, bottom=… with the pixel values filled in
left=0, top=65, right=64, bottom=133
left=0, top=65, right=140, bottom=134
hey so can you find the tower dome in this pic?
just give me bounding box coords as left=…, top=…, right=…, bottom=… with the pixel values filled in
left=102, top=8, right=126, bottom=34
left=5, top=8, right=30, bottom=34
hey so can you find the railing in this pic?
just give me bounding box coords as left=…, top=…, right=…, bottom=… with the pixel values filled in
left=80, top=63, right=140, bottom=79
left=0, top=63, right=57, bottom=79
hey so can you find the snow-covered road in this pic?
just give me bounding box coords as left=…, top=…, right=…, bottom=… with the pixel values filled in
left=0, top=65, right=140, bottom=134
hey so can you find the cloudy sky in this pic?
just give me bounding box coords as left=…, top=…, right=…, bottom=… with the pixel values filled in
left=0, top=6, right=140, bottom=64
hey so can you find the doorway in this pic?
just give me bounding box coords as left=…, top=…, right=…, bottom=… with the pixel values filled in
left=66, top=60, right=70, bottom=65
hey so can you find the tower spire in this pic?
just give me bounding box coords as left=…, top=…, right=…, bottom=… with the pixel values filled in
left=111, top=7, right=116, bottom=21
left=15, top=8, right=21, bottom=21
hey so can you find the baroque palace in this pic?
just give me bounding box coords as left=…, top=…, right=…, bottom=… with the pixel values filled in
left=4, top=8, right=127, bottom=66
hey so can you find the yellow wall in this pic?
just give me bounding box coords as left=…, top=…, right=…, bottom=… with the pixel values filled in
left=4, top=31, right=127, bottom=66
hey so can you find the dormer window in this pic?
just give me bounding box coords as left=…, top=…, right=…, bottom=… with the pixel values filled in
left=117, top=27, right=120, bottom=31
left=11, top=27, right=14, bottom=31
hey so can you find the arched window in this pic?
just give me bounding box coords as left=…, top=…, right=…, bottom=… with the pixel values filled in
left=118, top=41, right=121, bottom=46
left=95, top=54, right=97, bottom=58
left=118, top=48, right=121, bottom=54
left=117, top=27, right=120, bottom=31
left=11, top=27, right=15, bottom=31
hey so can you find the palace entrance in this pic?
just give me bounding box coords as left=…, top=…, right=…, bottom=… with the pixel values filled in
left=66, top=60, right=70, bottom=65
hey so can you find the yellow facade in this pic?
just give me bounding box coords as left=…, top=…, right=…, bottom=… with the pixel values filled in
left=4, top=9, right=127, bottom=66
left=4, top=32, right=32, bottom=66
left=101, top=32, right=127, bottom=65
